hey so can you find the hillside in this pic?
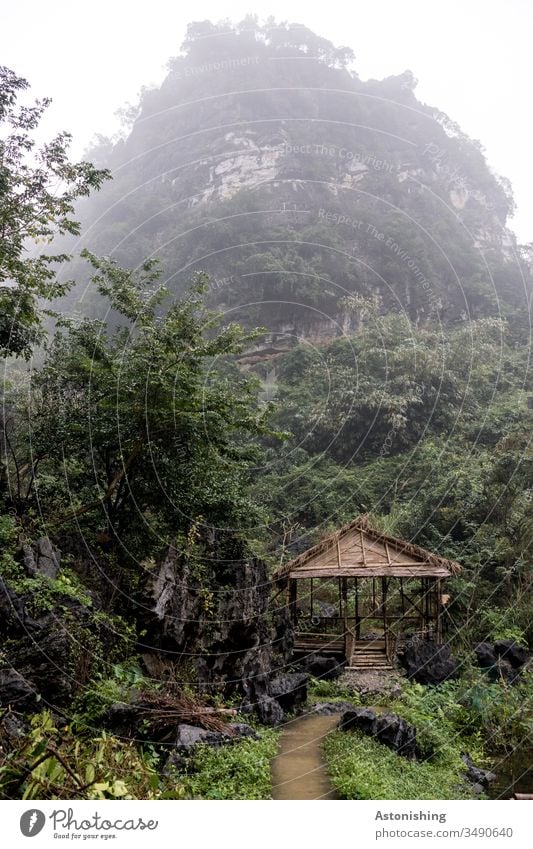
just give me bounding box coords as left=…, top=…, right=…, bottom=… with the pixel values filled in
left=67, top=18, right=529, bottom=349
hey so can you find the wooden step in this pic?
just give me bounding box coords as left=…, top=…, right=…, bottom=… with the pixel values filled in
left=352, top=650, right=386, bottom=655
left=349, top=646, right=390, bottom=668
left=348, top=667, right=393, bottom=671
left=351, top=649, right=388, bottom=656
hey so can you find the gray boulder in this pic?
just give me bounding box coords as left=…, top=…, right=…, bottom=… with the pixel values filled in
left=0, top=669, right=38, bottom=711
left=269, top=671, right=309, bottom=712
left=312, top=701, right=361, bottom=715
left=299, top=653, right=346, bottom=681
left=339, top=707, right=419, bottom=759
left=400, top=637, right=458, bottom=685
left=166, top=721, right=258, bottom=770
left=475, top=642, right=497, bottom=669
left=22, top=537, right=61, bottom=579
left=462, top=753, right=496, bottom=789
left=256, top=695, right=284, bottom=726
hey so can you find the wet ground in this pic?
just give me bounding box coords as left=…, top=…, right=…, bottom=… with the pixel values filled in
left=487, top=747, right=533, bottom=799
left=271, top=713, right=340, bottom=800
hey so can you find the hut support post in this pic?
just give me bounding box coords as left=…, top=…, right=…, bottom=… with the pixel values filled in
left=355, top=578, right=360, bottom=640
left=341, top=577, right=348, bottom=657
left=288, top=579, right=297, bottom=625
left=382, top=577, right=388, bottom=656
left=436, top=578, right=442, bottom=644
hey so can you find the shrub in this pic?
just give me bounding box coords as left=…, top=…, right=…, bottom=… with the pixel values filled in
left=0, top=710, right=186, bottom=800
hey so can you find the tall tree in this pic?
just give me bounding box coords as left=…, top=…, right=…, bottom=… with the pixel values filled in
left=22, top=255, right=273, bottom=552
left=0, top=66, right=109, bottom=359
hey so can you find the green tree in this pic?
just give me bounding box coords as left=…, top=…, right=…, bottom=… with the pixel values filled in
left=0, top=66, right=109, bottom=358
left=22, top=255, right=273, bottom=553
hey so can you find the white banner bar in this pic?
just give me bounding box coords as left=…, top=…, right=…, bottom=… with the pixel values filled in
left=1, top=799, right=530, bottom=848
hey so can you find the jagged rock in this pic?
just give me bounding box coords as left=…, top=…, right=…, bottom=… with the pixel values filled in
left=255, top=695, right=284, bottom=726
left=165, top=721, right=258, bottom=770
left=340, top=706, right=376, bottom=734
left=462, top=753, right=496, bottom=789
left=22, top=537, right=61, bottom=579
left=339, top=707, right=419, bottom=758
left=494, top=640, right=529, bottom=669
left=269, top=671, right=309, bottom=712
left=373, top=713, right=418, bottom=758
left=175, top=723, right=227, bottom=751
left=0, top=710, right=28, bottom=741
left=0, top=577, right=36, bottom=635
left=0, top=669, right=38, bottom=711
left=400, top=637, right=458, bottom=685
left=1, top=582, right=125, bottom=708
left=298, top=653, right=346, bottom=680
left=271, top=607, right=294, bottom=660
left=474, top=641, right=527, bottom=683
left=475, top=642, right=497, bottom=669
left=230, top=722, right=258, bottom=739
left=140, top=537, right=273, bottom=709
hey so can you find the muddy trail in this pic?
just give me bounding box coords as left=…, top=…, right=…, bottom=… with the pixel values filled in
left=271, top=714, right=340, bottom=800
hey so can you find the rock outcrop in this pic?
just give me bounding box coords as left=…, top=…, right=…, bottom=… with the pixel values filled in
left=461, top=752, right=497, bottom=792
left=297, top=653, right=346, bottom=681
left=474, top=640, right=529, bottom=683
left=165, top=721, right=258, bottom=770
left=0, top=581, right=129, bottom=709
left=141, top=535, right=273, bottom=717
left=399, top=637, right=458, bottom=685
left=339, top=707, right=419, bottom=759
left=21, top=537, right=61, bottom=579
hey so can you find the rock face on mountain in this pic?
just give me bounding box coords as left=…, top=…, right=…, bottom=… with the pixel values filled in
left=141, top=534, right=273, bottom=710
left=66, top=18, right=527, bottom=348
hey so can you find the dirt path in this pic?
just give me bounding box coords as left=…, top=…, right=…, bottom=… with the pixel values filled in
left=270, top=713, right=340, bottom=800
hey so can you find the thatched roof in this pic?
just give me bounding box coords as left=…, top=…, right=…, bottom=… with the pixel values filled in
left=274, top=514, right=461, bottom=583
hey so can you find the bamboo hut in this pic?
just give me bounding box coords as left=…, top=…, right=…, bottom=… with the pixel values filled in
left=274, top=515, right=461, bottom=669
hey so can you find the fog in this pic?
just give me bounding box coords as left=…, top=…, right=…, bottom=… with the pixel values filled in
left=2, top=0, right=532, bottom=242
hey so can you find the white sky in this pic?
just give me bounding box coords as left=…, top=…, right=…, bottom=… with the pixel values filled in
left=2, top=0, right=532, bottom=242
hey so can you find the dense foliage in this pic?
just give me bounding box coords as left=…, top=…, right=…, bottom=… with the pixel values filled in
left=1, top=21, right=532, bottom=801
left=321, top=671, right=533, bottom=800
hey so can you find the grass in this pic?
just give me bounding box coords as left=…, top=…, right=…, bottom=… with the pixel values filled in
left=307, top=676, right=361, bottom=704
left=323, top=730, right=473, bottom=800
left=174, top=729, right=280, bottom=799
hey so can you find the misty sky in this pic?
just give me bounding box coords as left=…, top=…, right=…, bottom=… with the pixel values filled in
left=2, top=0, right=531, bottom=243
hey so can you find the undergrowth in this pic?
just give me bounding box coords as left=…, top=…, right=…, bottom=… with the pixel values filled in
left=169, top=730, right=280, bottom=800
left=323, top=731, right=473, bottom=800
